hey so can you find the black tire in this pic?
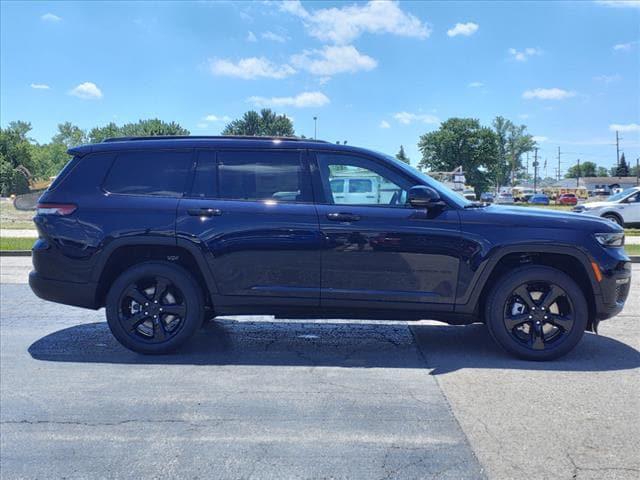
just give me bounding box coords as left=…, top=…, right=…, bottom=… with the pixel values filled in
left=485, top=266, right=588, bottom=361
left=106, top=261, right=204, bottom=354
left=602, top=213, right=623, bottom=227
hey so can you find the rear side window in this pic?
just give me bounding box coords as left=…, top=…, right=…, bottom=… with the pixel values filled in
left=103, top=150, right=192, bottom=197
left=217, top=150, right=310, bottom=202
left=190, top=150, right=217, bottom=198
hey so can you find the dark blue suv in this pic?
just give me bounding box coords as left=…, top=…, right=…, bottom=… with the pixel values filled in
left=30, top=136, right=632, bottom=360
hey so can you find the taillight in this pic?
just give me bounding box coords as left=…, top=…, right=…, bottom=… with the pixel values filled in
left=36, top=203, right=77, bottom=216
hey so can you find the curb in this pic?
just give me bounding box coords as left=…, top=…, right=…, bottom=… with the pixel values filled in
left=2, top=251, right=639, bottom=263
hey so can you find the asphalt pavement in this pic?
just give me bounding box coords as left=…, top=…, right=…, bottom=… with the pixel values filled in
left=0, top=257, right=638, bottom=479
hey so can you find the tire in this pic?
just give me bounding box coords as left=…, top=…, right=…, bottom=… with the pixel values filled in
left=485, top=266, right=588, bottom=361
left=602, top=213, right=623, bottom=227
left=106, top=261, right=204, bottom=354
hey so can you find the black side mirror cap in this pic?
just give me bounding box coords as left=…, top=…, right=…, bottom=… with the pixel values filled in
left=408, top=186, right=444, bottom=208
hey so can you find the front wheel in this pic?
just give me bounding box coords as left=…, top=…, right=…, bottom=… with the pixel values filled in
left=106, top=261, right=204, bottom=354
left=602, top=213, right=623, bottom=227
left=485, top=266, right=588, bottom=360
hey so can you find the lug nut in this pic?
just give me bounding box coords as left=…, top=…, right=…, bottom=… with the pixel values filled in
left=144, top=312, right=148, bottom=315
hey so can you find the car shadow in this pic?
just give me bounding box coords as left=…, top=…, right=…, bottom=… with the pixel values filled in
left=28, top=319, right=640, bottom=373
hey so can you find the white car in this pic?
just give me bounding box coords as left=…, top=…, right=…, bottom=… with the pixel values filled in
left=495, top=192, right=515, bottom=205
left=573, top=187, right=640, bottom=226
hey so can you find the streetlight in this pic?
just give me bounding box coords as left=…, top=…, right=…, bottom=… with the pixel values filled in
left=313, top=116, right=318, bottom=140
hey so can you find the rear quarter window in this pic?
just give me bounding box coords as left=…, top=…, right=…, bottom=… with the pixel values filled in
left=103, top=150, right=192, bottom=197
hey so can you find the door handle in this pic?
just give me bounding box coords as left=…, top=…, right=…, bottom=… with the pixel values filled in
left=326, top=212, right=361, bottom=222
left=187, top=208, right=222, bottom=217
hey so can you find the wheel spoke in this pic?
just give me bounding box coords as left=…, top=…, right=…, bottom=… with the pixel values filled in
left=154, top=319, right=167, bottom=341
left=162, top=304, right=186, bottom=318
left=153, top=278, right=169, bottom=302
left=121, top=311, right=147, bottom=332
left=514, top=285, right=535, bottom=310
left=504, top=314, right=530, bottom=330
left=125, top=286, right=149, bottom=307
left=540, top=285, right=563, bottom=310
left=530, top=323, right=545, bottom=350
left=548, top=314, right=574, bottom=332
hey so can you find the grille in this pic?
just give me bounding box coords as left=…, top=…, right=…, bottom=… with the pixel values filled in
left=615, top=281, right=630, bottom=304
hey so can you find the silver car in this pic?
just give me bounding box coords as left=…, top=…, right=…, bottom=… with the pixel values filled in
left=573, top=187, right=640, bottom=226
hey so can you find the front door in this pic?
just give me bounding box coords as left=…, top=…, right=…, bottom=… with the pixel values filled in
left=311, top=151, right=461, bottom=310
left=176, top=148, right=322, bottom=307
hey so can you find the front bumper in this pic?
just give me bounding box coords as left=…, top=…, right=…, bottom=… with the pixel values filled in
left=594, top=257, right=632, bottom=321
left=29, top=271, right=99, bottom=309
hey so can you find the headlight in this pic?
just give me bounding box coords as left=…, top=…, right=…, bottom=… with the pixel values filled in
left=594, top=232, right=624, bottom=247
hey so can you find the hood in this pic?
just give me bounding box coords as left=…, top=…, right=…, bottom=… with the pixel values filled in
left=475, top=204, right=621, bottom=233
left=580, top=201, right=614, bottom=209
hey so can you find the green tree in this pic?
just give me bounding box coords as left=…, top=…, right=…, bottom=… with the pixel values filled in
left=491, top=116, right=536, bottom=186
left=565, top=161, right=597, bottom=178
left=615, top=153, right=630, bottom=176
left=30, top=142, right=70, bottom=179
left=418, top=118, right=499, bottom=195
left=222, top=109, right=294, bottom=136
left=88, top=119, right=189, bottom=143
left=88, top=122, right=121, bottom=143
left=596, top=167, right=609, bottom=177
left=0, top=122, right=34, bottom=195
left=395, top=145, right=410, bottom=164
left=52, top=122, right=87, bottom=148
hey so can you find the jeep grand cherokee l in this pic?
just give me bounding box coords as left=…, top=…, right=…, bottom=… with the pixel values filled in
left=30, top=136, right=632, bottom=360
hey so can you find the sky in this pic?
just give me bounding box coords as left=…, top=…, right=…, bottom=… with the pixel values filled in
left=1, top=0, right=639, bottom=176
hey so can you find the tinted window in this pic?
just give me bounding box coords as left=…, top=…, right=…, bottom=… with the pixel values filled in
left=217, top=150, right=309, bottom=202
left=190, top=150, right=217, bottom=198
left=104, top=150, right=192, bottom=197
left=330, top=179, right=344, bottom=193
left=349, top=179, right=373, bottom=193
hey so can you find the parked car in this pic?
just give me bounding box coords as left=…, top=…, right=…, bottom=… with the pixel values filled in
left=462, top=188, right=477, bottom=201
left=495, top=192, right=515, bottom=205
left=480, top=192, right=494, bottom=203
left=557, top=193, right=578, bottom=206
left=573, top=187, right=640, bottom=227
left=30, top=136, right=631, bottom=361
left=529, top=194, right=550, bottom=205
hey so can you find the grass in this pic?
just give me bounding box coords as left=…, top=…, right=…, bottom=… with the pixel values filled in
left=0, top=237, right=34, bottom=251
left=625, top=244, right=640, bottom=256
left=0, top=201, right=35, bottom=230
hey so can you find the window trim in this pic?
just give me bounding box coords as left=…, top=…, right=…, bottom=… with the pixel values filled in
left=100, top=148, right=195, bottom=199
left=309, top=150, right=418, bottom=208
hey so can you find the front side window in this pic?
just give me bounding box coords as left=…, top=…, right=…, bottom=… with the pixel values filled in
left=217, top=150, right=309, bottom=202
left=103, top=150, right=192, bottom=197
left=315, top=152, right=414, bottom=206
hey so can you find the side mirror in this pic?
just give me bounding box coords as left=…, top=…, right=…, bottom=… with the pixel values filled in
left=408, top=186, right=442, bottom=208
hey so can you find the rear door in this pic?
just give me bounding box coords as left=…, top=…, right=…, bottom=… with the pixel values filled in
left=176, top=148, right=322, bottom=307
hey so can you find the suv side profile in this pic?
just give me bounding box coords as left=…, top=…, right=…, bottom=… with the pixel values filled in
left=30, top=137, right=632, bottom=360
left=573, top=187, right=640, bottom=227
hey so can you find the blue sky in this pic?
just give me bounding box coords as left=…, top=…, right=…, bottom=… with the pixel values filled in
left=1, top=0, right=639, bottom=175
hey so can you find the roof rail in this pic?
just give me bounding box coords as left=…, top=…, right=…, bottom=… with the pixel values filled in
left=102, top=135, right=328, bottom=143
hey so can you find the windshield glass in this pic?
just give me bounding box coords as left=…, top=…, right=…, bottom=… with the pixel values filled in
left=378, top=152, right=472, bottom=208
left=608, top=188, right=637, bottom=202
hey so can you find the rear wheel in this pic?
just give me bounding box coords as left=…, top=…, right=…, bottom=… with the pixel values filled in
left=106, top=262, right=204, bottom=354
left=485, top=266, right=588, bottom=360
left=602, top=213, right=623, bottom=227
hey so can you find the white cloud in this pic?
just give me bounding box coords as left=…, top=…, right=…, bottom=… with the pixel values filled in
left=246, top=31, right=257, bottom=42
left=533, top=136, right=548, bottom=143
left=262, top=31, right=287, bottom=43
left=248, top=91, right=330, bottom=108
left=30, top=83, right=50, bottom=90
left=593, top=74, right=621, bottom=84
left=468, top=81, right=483, bottom=88
left=41, top=13, right=61, bottom=22
left=69, top=82, right=103, bottom=100
left=613, top=40, right=637, bottom=51
left=209, top=57, right=295, bottom=79
left=202, top=114, right=231, bottom=122
left=596, top=1, right=640, bottom=8
left=291, top=45, right=377, bottom=76
left=280, top=0, right=430, bottom=44
left=609, top=123, right=640, bottom=133
left=379, top=120, right=391, bottom=129
left=522, top=88, right=575, bottom=100
left=508, top=47, right=542, bottom=61
left=447, top=22, right=479, bottom=37
left=393, top=112, right=440, bottom=125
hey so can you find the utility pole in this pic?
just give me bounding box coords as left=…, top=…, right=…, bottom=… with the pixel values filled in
left=557, top=146, right=561, bottom=181
left=616, top=130, right=620, bottom=166
left=576, top=158, right=581, bottom=188
left=637, top=157, right=639, bottom=186
left=533, top=148, right=539, bottom=193
left=526, top=152, right=529, bottom=177
left=313, top=116, right=318, bottom=140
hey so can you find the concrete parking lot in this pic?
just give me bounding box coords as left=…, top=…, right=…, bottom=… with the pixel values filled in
left=1, top=257, right=638, bottom=479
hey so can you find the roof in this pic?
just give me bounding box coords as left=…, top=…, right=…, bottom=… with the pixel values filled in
left=67, top=135, right=350, bottom=157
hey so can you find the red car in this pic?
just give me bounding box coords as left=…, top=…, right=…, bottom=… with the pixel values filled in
left=557, top=193, right=578, bottom=206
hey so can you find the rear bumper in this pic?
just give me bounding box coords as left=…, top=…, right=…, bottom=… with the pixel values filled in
left=29, top=271, right=99, bottom=309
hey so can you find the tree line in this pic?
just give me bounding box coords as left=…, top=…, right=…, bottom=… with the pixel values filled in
left=1, top=109, right=636, bottom=197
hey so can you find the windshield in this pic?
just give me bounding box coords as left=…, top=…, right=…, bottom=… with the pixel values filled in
left=608, top=188, right=638, bottom=202
left=378, top=153, right=472, bottom=208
